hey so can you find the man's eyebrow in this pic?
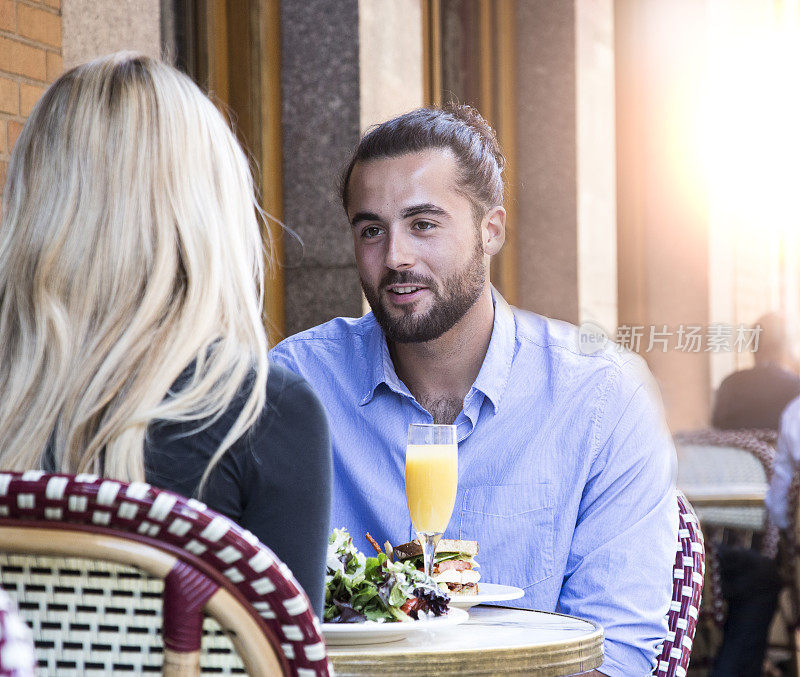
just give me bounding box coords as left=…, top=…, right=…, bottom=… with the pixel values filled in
left=350, top=211, right=383, bottom=227
left=400, top=203, right=448, bottom=219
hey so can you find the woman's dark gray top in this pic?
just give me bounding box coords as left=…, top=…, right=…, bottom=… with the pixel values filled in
left=145, top=363, right=332, bottom=617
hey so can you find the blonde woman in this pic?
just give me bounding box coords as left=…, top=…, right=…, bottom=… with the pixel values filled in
left=0, top=53, right=331, bottom=615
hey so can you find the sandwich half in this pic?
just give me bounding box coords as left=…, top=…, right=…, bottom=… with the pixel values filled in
left=393, top=539, right=480, bottom=595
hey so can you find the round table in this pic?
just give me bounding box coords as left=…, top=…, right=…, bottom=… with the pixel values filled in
left=326, top=606, right=604, bottom=676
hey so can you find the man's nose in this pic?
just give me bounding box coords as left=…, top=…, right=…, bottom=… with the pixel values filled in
left=384, top=232, right=415, bottom=270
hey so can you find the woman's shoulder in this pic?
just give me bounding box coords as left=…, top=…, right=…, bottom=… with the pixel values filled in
left=255, top=362, right=330, bottom=445
left=265, top=361, right=313, bottom=393
left=265, top=362, right=326, bottom=413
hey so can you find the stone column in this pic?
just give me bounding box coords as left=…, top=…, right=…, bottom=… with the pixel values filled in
left=514, top=1, right=579, bottom=324
left=357, top=0, right=425, bottom=313
left=62, top=0, right=161, bottom=68
left=513, top=0, right=617, bottom=333
left=280, top=0, right=362, bottom=336
left=575, top=1, right=617, bottom=336
left=615, top=0, right=711, bottom=430
left=358, top=0, right=423, bottom=133
left=280, top=0, right=424, bottom=336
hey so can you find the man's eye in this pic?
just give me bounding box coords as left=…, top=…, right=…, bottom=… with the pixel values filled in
left=362, top=226, right=383, bottom=238
left=413, top=221, right=436, bottom=231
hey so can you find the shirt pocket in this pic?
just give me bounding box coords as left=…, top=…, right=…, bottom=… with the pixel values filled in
left=461, top=483, right=554, bottom=589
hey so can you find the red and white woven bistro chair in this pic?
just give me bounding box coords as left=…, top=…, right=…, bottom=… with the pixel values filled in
left=0, top=586, right=35, bottom=676
left=651, top=491, right=705, bottom=677
left=0, top=471, right=331, bottom=676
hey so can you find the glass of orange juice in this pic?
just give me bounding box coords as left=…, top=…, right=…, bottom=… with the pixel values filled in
left=405, top=423, right=458, bottom=579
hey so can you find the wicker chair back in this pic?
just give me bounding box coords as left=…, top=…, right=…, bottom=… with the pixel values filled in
left=0, top=471, right=330, bottom=677
left=651, top=491, right=705, bottom=677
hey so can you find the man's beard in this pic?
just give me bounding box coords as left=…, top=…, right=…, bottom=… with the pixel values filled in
left=361, top=240, right=486, bottom=343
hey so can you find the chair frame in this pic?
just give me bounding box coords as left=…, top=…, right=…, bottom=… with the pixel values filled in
left=0, top=525, right=282, bottom=675
left=651, top=491, right=705, bottom=677
left=0, top=471, right=330, bottom=677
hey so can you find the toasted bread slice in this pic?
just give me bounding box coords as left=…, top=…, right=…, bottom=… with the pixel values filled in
left=393, top=539, right=478, bottom=561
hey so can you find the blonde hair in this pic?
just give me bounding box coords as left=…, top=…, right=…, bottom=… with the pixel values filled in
left=0, top=53, right=268, bottom=490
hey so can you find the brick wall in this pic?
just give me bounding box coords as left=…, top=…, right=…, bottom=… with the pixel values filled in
left=0, top=0, right=62, bottom=209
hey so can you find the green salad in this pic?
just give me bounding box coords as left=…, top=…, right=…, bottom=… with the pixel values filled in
left=324, top=528, right=450, bottom=623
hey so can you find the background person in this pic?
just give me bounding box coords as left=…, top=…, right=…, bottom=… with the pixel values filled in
left=271, top=105, right=677, bottom=676
left=708, top=313, right=797, bottom=676
left=767, top=400, right=800, bottom=533
left=0, top=53, right=331, bottom=616
left=712, top=312, right=800, bottom=430
left=762, top=397, right=800, bottom=677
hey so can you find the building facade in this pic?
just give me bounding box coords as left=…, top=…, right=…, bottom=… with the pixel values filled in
left=2, top=0, right=798, bottom=431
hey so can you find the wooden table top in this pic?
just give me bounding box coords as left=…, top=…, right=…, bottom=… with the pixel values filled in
left=326, top=605, right=604, bottom=676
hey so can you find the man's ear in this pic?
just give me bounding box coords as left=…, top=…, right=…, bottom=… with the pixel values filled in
left=481, top=206, right=506, bottom=256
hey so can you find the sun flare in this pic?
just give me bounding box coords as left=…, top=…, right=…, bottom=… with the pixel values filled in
left=702, top=1, right=800, bottom=241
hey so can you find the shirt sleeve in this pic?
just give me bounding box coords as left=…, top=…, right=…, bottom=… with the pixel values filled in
left=556, top=359, right=678, bottom=677
left=765, top=396, right=800, bottom=529
left=269, top=341, right=302, bottom=377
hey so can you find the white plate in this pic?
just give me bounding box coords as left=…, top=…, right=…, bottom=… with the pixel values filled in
left=448, top=582, right=525, bottom=610
left=322, top=607, right=469, bottom=646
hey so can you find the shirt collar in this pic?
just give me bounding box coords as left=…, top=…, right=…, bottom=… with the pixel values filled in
left=359, top=316, right=411, bottom=405
left=359, top=287, right=517, bottom=411
left=470, top=288, right=515, bottom=413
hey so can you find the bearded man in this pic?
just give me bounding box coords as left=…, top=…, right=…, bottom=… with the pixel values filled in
left=270, top=105, right=677, bottom=677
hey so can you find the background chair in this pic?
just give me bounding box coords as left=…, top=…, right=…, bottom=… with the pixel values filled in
left=674, top=429, right=778, bottom=616
left=674, top=428, right=776, bottom=548
left=652, top=491, right=705, bottom=677
left=674, top=429, right=780, bottom=675
left=0, top=471, right=331, bottom=676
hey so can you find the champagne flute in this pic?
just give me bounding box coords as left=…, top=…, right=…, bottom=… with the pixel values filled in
left=405, top=423, right=458, bottom=579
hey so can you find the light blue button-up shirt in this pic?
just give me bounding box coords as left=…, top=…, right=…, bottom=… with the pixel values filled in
left=270, top=293, right=677, bottom=676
